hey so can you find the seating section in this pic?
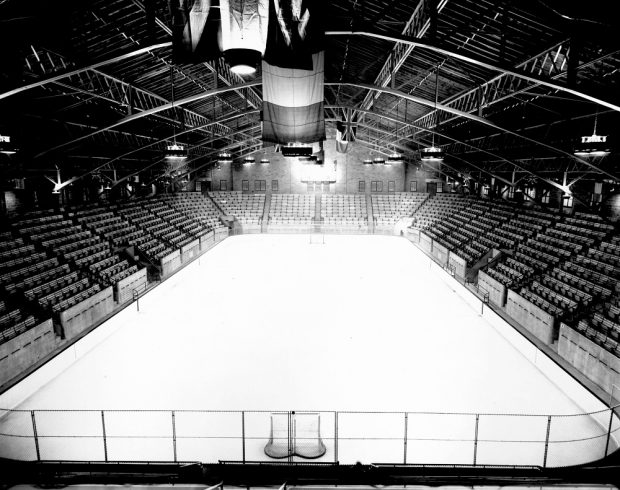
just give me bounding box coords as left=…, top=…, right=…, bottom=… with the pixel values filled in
left=418, top=198, right=519, bottom=267
left=3, top=190, right=620, bottom=393
left=321, top=194, right=367, bottom=226
left=209, top=191, right=265, bottom=225
left=0, top=231, right=45, bottom=345
left=372, top=193, right=428, bottom=226
left=269, top=194, right=315, bottom=225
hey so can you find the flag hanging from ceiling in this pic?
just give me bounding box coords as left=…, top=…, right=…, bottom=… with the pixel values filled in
left=335, top=109, right=357, bottom=153
left=219, top=0, right=269, bottom=72
left=262, top=0, right=325, bottom=144
left=170, top=0, right=222, bottom=63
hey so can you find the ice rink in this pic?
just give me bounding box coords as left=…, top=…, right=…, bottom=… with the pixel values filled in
left=0, top=234, right=617, bottom=466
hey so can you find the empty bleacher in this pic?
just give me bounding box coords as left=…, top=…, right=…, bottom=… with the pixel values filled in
left=372, top=193, right=427, bottom=227
left=209, top=191, right=265, bottom=226
left=269, top=194, right=315, bottom=225
left=321, top=194, right=367, bottom=228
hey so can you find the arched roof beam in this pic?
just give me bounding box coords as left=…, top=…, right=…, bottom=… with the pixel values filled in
left=0, top=43, right=171, bottom=101
left=33, top=82, right=261, bottom=159
left=326, top=31, right=620, bottom=114
left=326, top=83, right=620, bottom=182
left=51, top=110, right=260, bottom=192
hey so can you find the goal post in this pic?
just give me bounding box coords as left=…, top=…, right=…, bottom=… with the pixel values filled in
left=264, top=412, right=327, bottom=459
left=309, top=233, right=325, bottom=245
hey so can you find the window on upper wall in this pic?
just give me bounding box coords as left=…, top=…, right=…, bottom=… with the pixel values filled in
left=388, top=181, right=395, bottom=192
left=437, top=182, right=443, bottom=193
left=377, top=181, right=383, bottom=192
left=255, top=180, right=266, bottom=192
left=359, top=180, right=366, bottom=192
left=220, top=180, right=227, bottom=191
left=271, top=180, right=278, bottom=191
left=563, top=194, right=574, bottom=208
left=371, top=181, right=378, bottom=192
left=410, top=181, right=417, bottom=192
left=541, top=190, right=550, bottom=204
left=242, top=180, right=249, bottom=192
left=508, top=186, right=515, bottom=199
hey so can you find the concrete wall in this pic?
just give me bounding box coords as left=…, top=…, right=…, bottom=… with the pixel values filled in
left=431, top=240, right=449, bottom=267
left=181, top=239, right=201, bottom=263
left=505, top=289, right=556, bottom=345
left=60, top=287, right=115, bottom=340
left=116, top=268, right=148, bottom=304
left=419, top=232, right=433, bottom=254
left=205, top=141, right=439, bottom=194
left=478, top=270, right=507, bottom=307
left=0, top=320, right=56, bottom=387
left=161, top=250, right=182, bottom=277
left=448, top=252, right=467, bottom=280
left=558, top=324, right=620, bottom=396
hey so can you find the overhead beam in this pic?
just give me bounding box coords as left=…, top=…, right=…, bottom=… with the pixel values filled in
left=358, top=0, right=450, bottom=111
left=325, top=31, right=620, bottom=114
left=0, top=42, right=171, bottom=101
left=327, top=82, right=620, bottom=182
left=33, top=82, right=261, bottom=159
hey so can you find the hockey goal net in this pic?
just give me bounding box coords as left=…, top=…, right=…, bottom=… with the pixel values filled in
left=264, top=412, right=327, bottom=459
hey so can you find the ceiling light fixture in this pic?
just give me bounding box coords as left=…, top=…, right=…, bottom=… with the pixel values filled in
left=421, top=65, right=445, bottom=162
left=0, top=135, right=17, bottom=155
left=574, top=113, right=610, bottom=157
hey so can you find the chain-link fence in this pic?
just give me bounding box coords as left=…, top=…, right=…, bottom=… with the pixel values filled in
left=1, top=406, right=618, bottom=466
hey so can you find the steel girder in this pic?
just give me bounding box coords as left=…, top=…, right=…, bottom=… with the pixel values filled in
left=25, top=47, right=251, bottom=158
left=359, top=0, right=449, bottom=111
left=413, top=39, right=573, bottom=130
left=130, top=0, right=262, bottom=110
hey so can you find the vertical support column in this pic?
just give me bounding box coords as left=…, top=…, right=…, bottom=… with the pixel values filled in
left=172, top=410, right=177, bottom=463
left=288, top=411, right=294, bottom=463
left=605, top=408, right=615, bottom=457
left=543, top=415, right=552, bottom=467
left=403, top=412, right=408, bottom=464
left=473, top=414, right=479, bottom=466
left=101, top=410, right=108, bottom=462
left=31, top=410, right=41, bottom=461
left=334, top=411, right=339, bottom=463
left=241, top=411, right=246, bottom=463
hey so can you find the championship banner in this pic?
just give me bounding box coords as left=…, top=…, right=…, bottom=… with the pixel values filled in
left=262, top=0, right=325, bottom=144
left=170, top=0, right=222, bottom=63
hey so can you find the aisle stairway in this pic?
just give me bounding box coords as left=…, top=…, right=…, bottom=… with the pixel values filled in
left=261, top=193, right=272, bottom=233
left=366, top=194, right=375, bottom=233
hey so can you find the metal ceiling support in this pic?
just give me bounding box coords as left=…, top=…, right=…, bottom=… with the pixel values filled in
left=416, top=47, right=620, bottom=132
left=326, top=31, right=620, bottom=114
left=34, top=81, right=261, bottom=159
left=327, top=82, right=620, bottom=182
left=130, top=0, right=262, bottom=110
left=26, top=48, right=241, bottom=147
left=414, top=39, right=572, bottom=129
left=50, top=109, right=262, bottom=193
left=0, top=42, right=171, bottom=101
left=325, top=104, right=600, bottom=195
left=358, top=0, right=450, bottom=111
